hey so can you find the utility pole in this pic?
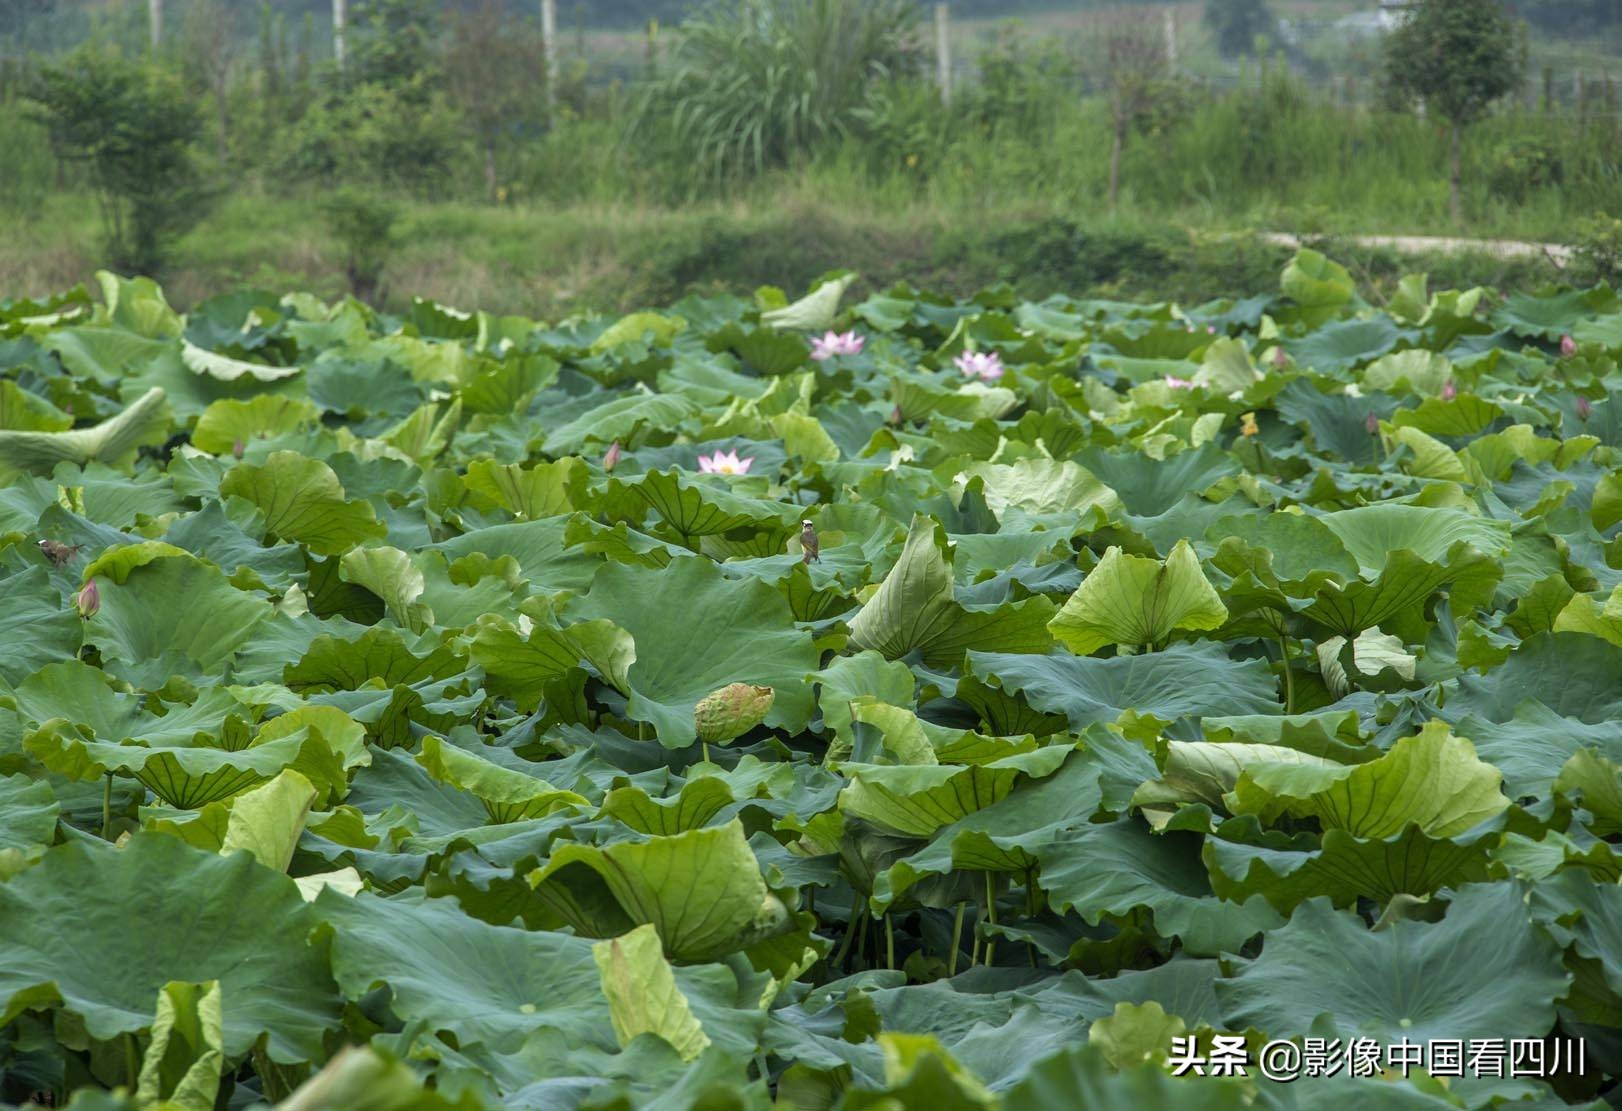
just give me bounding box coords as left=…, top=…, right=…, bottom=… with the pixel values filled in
left=149, top=0, right=162, bottom=50
left=935, top=3, right=951, bottom=105
left=332, top=0, right=346, bottom=72
left=542, top=0, right=558, bottom=113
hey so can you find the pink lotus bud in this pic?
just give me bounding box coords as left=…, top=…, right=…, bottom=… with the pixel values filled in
left=1271, top=347, right=1287, bottom=369
left=889, top=405, right=903, bottom=425
left=1365, top=412, right=1380, bottom=435
left=1561, top=334, right=1577, bottom=358
left=1440, top=379, right=1457, bottom=401
left=604, top=440, right=622, bottom=472
left=232, top=438, right=245, bottom=460
left=75, top=579, right=99, bottom=619
left=1207, top=325, right=1217, bottom=335
left=1578, top=396, right=1593, bottom=421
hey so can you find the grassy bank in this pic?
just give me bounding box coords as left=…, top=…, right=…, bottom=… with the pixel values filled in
left=1, top=188, right=1571, bottom=319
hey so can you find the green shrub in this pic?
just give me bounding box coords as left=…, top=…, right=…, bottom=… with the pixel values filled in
left=28, top=45, right=213, bottom=273
left=320, top=188, right=400, bottom=302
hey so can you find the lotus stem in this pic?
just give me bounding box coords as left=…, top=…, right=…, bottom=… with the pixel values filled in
left=884, top=914, right=894, bottom=971
left=124, top=1032, right=139, bottom=1087
left=983, top=872, right=998, bottom=967
left=948, top=902, right=965, bottom=976
left=1279, top=633, right=1296, bottom=714
left=831, top=894, right=861, bottom=968
left=102, top=773, right=112, bottom=840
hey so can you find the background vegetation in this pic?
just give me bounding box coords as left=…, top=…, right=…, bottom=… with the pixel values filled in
left=0, top=0, right=1617, bottom=313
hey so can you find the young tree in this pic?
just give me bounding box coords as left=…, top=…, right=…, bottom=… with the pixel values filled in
left=1383, top=0, right=1525, bottom=225
left=1204, top=0, right=1275, bottom=58
left=1094, top=15, right=1172, bottom=210
left=445, top=0, right=544, bottom=202
left=29, top=46, right=212, bottom=272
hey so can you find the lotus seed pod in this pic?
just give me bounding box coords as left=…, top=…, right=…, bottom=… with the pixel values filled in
left=694, top=683, right=774, bottom=744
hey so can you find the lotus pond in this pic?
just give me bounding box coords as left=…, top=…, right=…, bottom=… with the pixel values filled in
left=2, top=253, right=1622, bottom=1108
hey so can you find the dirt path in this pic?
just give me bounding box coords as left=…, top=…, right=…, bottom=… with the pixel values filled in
left=1258, top=231, right=1572, bottom=266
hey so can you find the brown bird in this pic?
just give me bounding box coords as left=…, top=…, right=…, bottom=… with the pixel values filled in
left=37, top=539, right=84, bottom=567
left=800, top=519, right=820, bottom=564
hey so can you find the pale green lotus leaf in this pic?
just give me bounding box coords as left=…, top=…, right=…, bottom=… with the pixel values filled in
left=594, top=924, right=711, bottom=1062
left=0, top=386, right=170, bottom=477
left=135, top=980, right=225, bottom=1111
left=1228, top=721, right=1508, bottom=838
left=1048, top=539, right=1227, bottom=655
left=219, top=451, right=385, bottom=555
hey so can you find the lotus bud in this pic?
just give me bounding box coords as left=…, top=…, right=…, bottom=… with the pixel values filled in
left=1578, top=395, right=1593, bottom=422
left=1207, top=325, right=1217, bottom=335
left=232, top=438, right=245, bottom=460
left=1365, top=412, right=1380, bottom=435
left=694, top=682, right=774, bottom=744
left=604, top=440, right=622, bottom=472
left=1271, top=347, right=1288, bottom=370
left=75, top=579, right=99, bottom=619
left=1440, top=379, right=1457, bottom=401
left=1561, top=334, right=1577, bottom=358
left=889, top=405, right=903, bottom=426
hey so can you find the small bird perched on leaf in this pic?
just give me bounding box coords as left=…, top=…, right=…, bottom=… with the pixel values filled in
left=37, top=539, right=84, bottom=567
left=800, top=520, right=819, bottom=564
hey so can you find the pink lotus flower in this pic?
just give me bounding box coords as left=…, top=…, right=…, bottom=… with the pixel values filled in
left=954, top=350, right=1005, bottom=382
left=1207, top=325, right=1217, bottom=335
left=1365, top=412, right=1380, bottom=435
left=1440, top=379, right=1457, bottom=401
left=603, top=440, right=622, bottom=472
left=810, top=330, right=865, bottom=360
left=1164, top=376, right=1196, bottom=390
left=697, top=449, right=753, bottom=475
left=1578, top=395, right=1593, bottom=421
left=1561, top=334, right=1577, bottom=358
left=75, top=579, right=99, bottom=619
left=1271, top=347, right=1288, bottom=369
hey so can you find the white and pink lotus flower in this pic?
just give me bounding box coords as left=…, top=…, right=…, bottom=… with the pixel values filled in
left=954, top=350, right=1005, bottom=382
left=810, top=330, right=865, bottom=360
left=697, top=449, right=754, bottom=475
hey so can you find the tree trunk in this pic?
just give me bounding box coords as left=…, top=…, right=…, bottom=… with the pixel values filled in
left=214, top=74, right=230, bottom=164
left=1108, top=110, right=1125, bottom=210
left=484, top=141, right=498, bottom=204
left=1447, top=120, right=1461, bottom=227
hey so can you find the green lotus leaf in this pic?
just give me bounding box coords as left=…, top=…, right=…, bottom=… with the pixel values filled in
left=810, top=651, right=917, bottom=756
left=1215, top=882, right=1569, bottom=1044
left=135, top=979, right=225, bottom=1111
left=594, top=924, right=711, bottom=1062
left=218, top=451, right=386, bottom=556
left=81, top=548, right=273, bottom=684
left=28, top=718, right=331, bottom=808
left=564, top=556, right=818, bottom=747
left=0, top=774, right=58, bottom=874
left=314, top=888, right=615, bottom=1054
left=847, top=514, right=1055, bottom=668
left=1003, top=1045, right=1250, bottom=1111
left=953, top=458, right=1120, bottom=519
left=191, top=394, right=321, bottom=454
left=0, top=379, right=72, bottom=431
left=1280, top=248, right=1355, bottom=318
left=613, top=468, right=797, bottom=540
left=0, top=834, right=338, bottom=1061
left=339, top=545, right=431, bottom=632
left=528, top=818, right=792, bottom=962
left=181, top=339, right=301, bottom=382
left=416, top=734, right=588, bottom=823
left=1049, top=540, right=1227, bottom=655
left=1035, top=817, right=1285, bottom=955
left=969, top=643, right=1278, bottom=727
left=0, top=566, right=83, bottom=686
left=1204, top=823, right=1495, bottom=913
left=1228, top=721, right=1508, bottom=838
left=761, top=273, right=856, bottom=332
left=463, top=456, right=588, bottom=519
left=1077, top=443, right=1239, bottom=518
left=838, top=746, right=1071, bottom=839
left=146, top=768, right=318, bottom=873
left=0, top=386, right=170, bottom=478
